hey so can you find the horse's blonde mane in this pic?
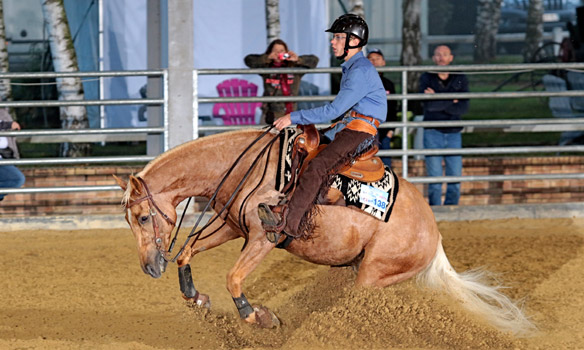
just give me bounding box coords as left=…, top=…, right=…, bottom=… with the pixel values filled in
left=121, top=181, right=134, bottom=207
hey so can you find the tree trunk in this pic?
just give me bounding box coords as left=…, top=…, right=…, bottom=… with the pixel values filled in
left=265, top=0, right=280, bottom=44
left=401, top=0, right=422, bottom=98
left=41, top=0, right=90, bottom=157
left=349, top=0, right=365, bottom=17
left=473, top=0, right=502, bottom=63
left=0, top=0, right=14, bottom=117
left=523, top=0, right=543, bottom=62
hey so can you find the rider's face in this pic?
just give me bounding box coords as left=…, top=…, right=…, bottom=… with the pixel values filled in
left=330, top=33, right=347, bottom=57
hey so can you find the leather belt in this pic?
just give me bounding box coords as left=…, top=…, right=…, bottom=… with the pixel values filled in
left=350, top=110, right=380, bottom=128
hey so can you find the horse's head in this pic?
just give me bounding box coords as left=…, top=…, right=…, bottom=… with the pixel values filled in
left=114, top=174, right=177, bottom=278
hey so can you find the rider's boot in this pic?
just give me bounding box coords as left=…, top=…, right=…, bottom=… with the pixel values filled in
left=257, top=203, right=289, bottom=243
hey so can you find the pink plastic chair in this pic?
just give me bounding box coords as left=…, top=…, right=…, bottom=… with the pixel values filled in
left=212, top=79, right=262, bottom=125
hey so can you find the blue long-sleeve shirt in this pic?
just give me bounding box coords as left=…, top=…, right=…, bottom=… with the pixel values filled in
left=419, top=72, right=469, bottom=133
left=290, top=51, right=387, bottom=126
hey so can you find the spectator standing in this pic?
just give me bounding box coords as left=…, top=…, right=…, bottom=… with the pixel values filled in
left=367, top=48, right=398, bottom=167
left=419, top=45, right=469, bottom=206
left=244, top=39, right=319, bottom=124
left=258, top=14, right=387, bottom=239
left=0, top=108, right=25, bottom=202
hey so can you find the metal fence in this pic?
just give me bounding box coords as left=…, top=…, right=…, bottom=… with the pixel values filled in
left=198, top=62, right=584, bottom=183
left=2, top=62, right=584, bottom=196
left=0, top=70, right=167, bottom=195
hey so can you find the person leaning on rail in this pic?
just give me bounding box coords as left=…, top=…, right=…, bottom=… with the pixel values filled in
left=258, top=13, right=387, bottom=239
left=244, top=39, right=319, bottom=125
left=419, top=44, right=469, bottom=206
left=0, top=108, right=25, bottom=202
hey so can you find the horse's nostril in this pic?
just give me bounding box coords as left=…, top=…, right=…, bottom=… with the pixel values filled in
left=145, top=264, right=161, bottom=278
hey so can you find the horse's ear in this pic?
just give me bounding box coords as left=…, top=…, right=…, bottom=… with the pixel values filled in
left=128, top=175, right=143, bottom=196
left=112, top=175, right=127, bottom=191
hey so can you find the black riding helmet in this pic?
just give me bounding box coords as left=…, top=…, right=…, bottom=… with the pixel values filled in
left=326, top=13, right=369, bottom=60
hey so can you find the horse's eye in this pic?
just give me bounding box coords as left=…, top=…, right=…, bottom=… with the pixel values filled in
left=139, top=215, right=149, bottom=225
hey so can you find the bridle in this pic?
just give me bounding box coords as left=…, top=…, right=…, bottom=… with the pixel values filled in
left=124, top=126, right=280, bottom=263
left=126, top=177, right=175, bottom=251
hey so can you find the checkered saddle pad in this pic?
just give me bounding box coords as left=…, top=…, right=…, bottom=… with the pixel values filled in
left=275, top=128, right=399, bottom=222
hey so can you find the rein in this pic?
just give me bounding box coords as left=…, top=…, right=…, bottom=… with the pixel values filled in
left=126, top=127, right=281, bottom=262
left=166, top=127, right=280, bottom=262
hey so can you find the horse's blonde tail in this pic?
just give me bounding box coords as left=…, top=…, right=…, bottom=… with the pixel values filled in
left=416, top=237, right=536, bottom=337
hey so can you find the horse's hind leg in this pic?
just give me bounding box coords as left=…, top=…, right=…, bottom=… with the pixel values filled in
left=355, top=258, right=422, bottom=287
left=354, top=180, right=441, bottom=287
left=355, top=234, right=437, bottom=287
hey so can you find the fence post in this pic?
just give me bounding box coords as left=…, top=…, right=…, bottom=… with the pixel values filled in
left=401, top=70, right=409, bottom=179
left=167, top=0, right=194, bottom=149
left=146, top=0, right=164, bottom=155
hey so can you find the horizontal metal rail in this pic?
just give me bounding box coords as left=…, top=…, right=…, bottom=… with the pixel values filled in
left=0, top=98, right=162, bottom=108
left=0, top=156, right=153, bottom=166
left=0, top=185, right=120, bottom=194
left=198, top=118, right=584, bottom=133
left=0, top=69, right=164, bottom=79
left=409, top=172, right=584, bottom=184
left=376, top=145, right=584, bottom=156
left=199, top=90, right=584, bottom=104
left=197, top=62, right=584, bottom=75
left=0, top=127, right=164, bottom=137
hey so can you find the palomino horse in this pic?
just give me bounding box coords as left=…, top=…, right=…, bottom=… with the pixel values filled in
left=114, top=128, right=533, bottom=335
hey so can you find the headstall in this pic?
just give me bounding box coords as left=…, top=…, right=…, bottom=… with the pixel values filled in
left=126, top=177, right=176, bottom=251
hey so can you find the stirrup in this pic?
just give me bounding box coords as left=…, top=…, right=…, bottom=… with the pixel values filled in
left=258, top=203, right=288, bottom=243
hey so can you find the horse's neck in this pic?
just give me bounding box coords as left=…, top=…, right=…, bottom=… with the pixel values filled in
left=140, top=130, right=272, bottom=206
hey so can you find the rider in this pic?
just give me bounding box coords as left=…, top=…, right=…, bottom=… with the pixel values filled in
left=259, top=13, right=387, bottom=239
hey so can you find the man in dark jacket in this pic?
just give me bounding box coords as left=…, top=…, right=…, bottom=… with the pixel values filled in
left=419, top=45, right=469, bottom=206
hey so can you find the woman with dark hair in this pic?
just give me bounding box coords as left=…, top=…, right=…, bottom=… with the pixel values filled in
left=244, top=39, right=319, bottom=124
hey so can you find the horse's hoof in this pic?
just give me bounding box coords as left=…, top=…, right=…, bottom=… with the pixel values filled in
left=184, top=293, right=211, bottom=308
left=253, top=306, right=280, bottom=328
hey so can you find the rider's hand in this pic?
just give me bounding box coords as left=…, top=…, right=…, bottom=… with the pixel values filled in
left=274, top=115, right=292, bottom=131
left=11, top=121, right=21, bottom=130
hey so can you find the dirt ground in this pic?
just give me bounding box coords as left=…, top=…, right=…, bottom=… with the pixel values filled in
left=1, top=217, right=583, bottom=350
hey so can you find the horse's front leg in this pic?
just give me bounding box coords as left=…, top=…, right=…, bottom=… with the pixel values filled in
left=178, top=264, right=211, bottom=307
left=227, top=237, right=279, bottom=328
left=176, top=218, right=239, bottom=308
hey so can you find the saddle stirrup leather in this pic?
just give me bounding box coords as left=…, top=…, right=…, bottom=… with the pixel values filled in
left=258, top=203, right=288, bottom=244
